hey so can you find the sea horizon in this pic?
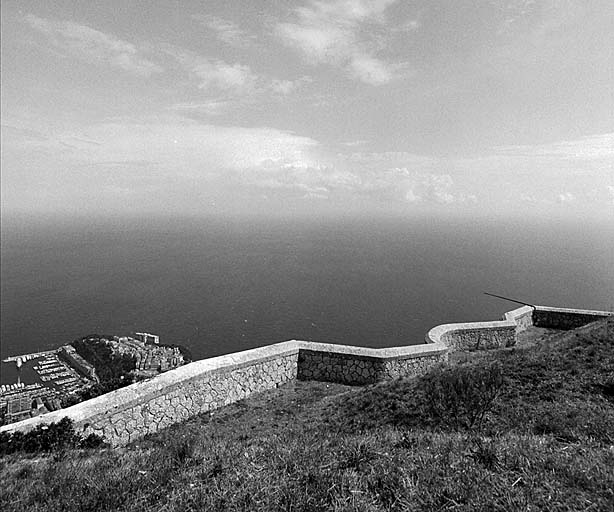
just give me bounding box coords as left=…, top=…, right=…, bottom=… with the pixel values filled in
left=2, top=212, right=612, bottom=362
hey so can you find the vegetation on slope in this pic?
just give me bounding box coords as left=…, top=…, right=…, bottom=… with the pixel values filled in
left=328, top=321, right=614, bottom=444
left=1, top=319, right=613, bottom=511
left=0, top=418, right=103, bottom=456
left=72, top=336, right=137, bottom=383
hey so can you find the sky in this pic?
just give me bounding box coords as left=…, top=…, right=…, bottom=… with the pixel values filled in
left=1, top=0, right=613, bottom=218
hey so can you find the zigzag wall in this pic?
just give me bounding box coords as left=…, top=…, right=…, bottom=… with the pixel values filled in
left=1, top=305, right=610, bottom=446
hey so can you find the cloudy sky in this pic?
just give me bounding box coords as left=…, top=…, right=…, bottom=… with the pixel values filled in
left=1, top=0, right=613, bottom=217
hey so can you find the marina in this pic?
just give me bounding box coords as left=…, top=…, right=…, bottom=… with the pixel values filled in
left=0, top=351, right=92, bottom=425
left=2, top=350, right=56, bottom=363
left=1, top=332, right=185, bottom=426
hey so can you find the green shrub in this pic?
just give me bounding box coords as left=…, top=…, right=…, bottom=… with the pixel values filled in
left=167, top=435, right=200, bottom=466
left=422, top=362, right=504, bottom=432
left=72, top=337, right=136, bottom=383
left=465, top=436, right=499, bottom=470
left=0, top=418, right=104, bottom=456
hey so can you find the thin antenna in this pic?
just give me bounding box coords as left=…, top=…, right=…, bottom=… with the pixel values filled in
left=483, top=292, right=535, bottom=308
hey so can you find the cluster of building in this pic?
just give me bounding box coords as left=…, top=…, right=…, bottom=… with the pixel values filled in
left=1, top=332, right=186, bottom=426
left=0, top=352, right=94, bottom=425
left=0, top=382, right=63, bottom=424
left=106, top=335, right=185, bottom=378
left=58, top=345, right=99, bottom=382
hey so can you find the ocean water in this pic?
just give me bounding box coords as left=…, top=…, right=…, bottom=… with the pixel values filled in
left=1, top=213, right=613, bottom=361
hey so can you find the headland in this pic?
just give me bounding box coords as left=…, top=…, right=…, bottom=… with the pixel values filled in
left=0, top=333, right=189, bottom=426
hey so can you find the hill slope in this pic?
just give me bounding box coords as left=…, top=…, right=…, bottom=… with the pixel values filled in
left=1, top=319, right=613, bottom=511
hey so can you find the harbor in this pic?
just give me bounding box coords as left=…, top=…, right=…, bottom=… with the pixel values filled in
left=1, top=332, right=187, bottom=426
left=0, top=351, right=91, bottom=424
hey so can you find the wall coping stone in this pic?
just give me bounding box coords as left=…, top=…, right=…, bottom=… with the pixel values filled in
left=426, top=320, right=515, bottom=345
left=2, top=304, right=610, bottom=437
left=426, top=305, right=612, bottom=346
left=293, top=340, right=447, bottom=360
left=0, top=339, right=447, bottom=435
left=532, top=306, right=613, bottom=316
left=504, top=305, right=535, bottom=322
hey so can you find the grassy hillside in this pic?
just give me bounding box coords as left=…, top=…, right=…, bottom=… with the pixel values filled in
left=1, top=319, right=613, bottom=511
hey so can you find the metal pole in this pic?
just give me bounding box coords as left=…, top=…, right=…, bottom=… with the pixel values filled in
left=483, top=292, right=535, bottom=308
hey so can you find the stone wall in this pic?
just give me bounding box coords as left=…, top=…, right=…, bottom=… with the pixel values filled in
left=0, top=340, right=447, bottom=446
left=297, top=343, right=446, bottom=385
left=426, top=305, right=611, bottom=349
left=2, top=305, right=611, bottom=446
left=504, top=305, right=535, bottom=332
left=531, top=306, right=611, bottom=330
left=81, top=351, right=299, bottom=445
left=427, top=322, right=516, bottom=351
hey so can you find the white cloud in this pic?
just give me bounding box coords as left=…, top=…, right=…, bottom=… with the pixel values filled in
left=557, top=192, right=575, bottom=203
left=169, top=100, right=233, bottom=117
left=343, top=151, right=433, bottom=165
left=520, top=193, right=538, bottom=204
left=193, top=14, right=254, bottom=48
left=495, top=133, right=614, bottom=161
left=439, top=133, right=614, bottom=210
left=397, top=19, right=420, bottom=32
left=348, top=55, right=392, bottom=85
left=162, top=45, right=258, bottom=94
left=607, top=186, right=614, bottom=205
left=275, top=0, right=399, bottom=84
left=3, top=118, right=320, bottom=176
left=404, top=188, right=421, bottom=202
left=162, top=45, right=303, bottom=98
left=277, top=23, right=345, bottom=62
left=335, top=133, right=613, bottom=210
left=388, top=168, right=466, bottom=204
left=240, top=159, right=361, bottom=196
left=192, top=59, right=258, bottom=93
left=23, top=13, right=303, bottom=98
left=268, top=76, right=312, bottom=96
left=339, top=140, right=369, bottom=147
left=24, top=14, right=162, bottom=76
left=304, top=191, right=329, bottom=200
left=271, top=79, right=298, bottom=95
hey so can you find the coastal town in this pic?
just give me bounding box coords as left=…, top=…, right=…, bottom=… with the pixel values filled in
left=0, top=333, right=188, bottom=426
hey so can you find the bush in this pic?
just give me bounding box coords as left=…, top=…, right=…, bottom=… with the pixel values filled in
left=422, top=362, right=504, bottom=432
left=167, top=435, right=200, bottom=466
left=72, top=337, right=136, bottom=383
left=465, top=436, right=499, bottom=470
left=0, top=418, right=104, bottom=456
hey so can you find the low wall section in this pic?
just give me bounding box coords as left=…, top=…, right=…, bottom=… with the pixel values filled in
left=425, top=305, right=610, bottom=349
left=0, top=341, right=446, bottom=445
left=531, top=306, right=612, bottom=330
left=1, top=305, right=611, bottom=446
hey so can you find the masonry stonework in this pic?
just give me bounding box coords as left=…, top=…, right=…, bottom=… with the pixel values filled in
left=80, top=353, right=299, bottom=444
left=1, top=305, right=611, bottom=446
left=297, top=350, right=446, bottom=384
left=531, top=307, right=610, bottom=330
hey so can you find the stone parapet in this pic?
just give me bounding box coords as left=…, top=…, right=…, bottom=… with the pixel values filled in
left=504, top=305, right=535, bottom=332
left=0, top=340, right=447, bottom=445
left=297, top=342, right=447, bottom=385
left=427, top=321, right=516, bottom=350
left=2, top=305, right=611, bottom=446
left=426, top=305, right=611, bottom=349
left=531, top=306, right=612, bottom=329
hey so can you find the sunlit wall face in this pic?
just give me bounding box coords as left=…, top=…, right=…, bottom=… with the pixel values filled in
left=1, top=0, right=613, bottom=220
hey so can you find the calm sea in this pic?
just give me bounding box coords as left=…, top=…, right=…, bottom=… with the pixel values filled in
left=1, top=213, right=613, bottom=362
